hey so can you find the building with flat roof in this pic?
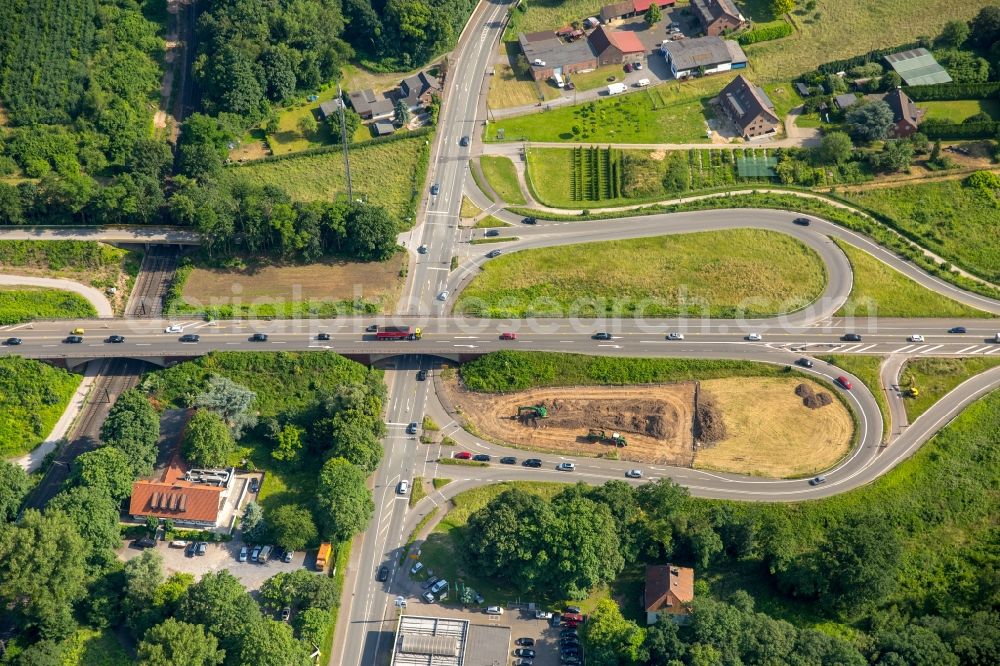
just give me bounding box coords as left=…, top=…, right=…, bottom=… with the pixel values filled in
left=390, top=615, right=511, bottom=666
left=885, top=47, right=952, bottom=86
left=519, top=30, right=599, bottom=81
left=661, top=36, right=746, bottom=78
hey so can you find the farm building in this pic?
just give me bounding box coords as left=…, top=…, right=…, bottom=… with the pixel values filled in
left=885, top=48, right=952, bottom=86
left=690, top=0, right=747, bottom=36
left=599, top=0, right=675, bottom=24
left=519, top=30, right=599, bottom=81
left=716, top=75, right=779, bottom=139
left=589, top=25, right=647, bottom=65
left=348, top=89, right=394, bottom=121
left=661, top=36, right=747, bottom=78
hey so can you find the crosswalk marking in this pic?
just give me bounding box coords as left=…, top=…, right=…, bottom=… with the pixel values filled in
left=920, top=344, right=942, bottom=354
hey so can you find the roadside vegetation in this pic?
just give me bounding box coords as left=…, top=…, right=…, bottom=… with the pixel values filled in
left=456, top=230, right=827, bottom=318
left=479, top=156, right=526, bottom=205
left=0, top=357, right=81, bottom=459
left=0, top=287, right=97, bottom=325
left=900, top=356, right=1000, bottom=421
left=833, top=239, right=991, bottom=318
left=823, top=354, right=889, bottom=440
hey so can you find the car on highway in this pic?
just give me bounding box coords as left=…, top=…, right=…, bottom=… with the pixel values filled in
left=500, top=332, right=517, bottom=340
left=460, top=136, right=470, bottom=146
left=366, top=324, right=379, bottom=332
left=437, top=290, right=449, bottom=301
left=593, top=332, right=613, bottom=340
left=796, top=357, right=814, bottom=368
left=556, top=462, right=576, bottom=472
left=238, top=546, right=248, bottom=562
left=417, top=369, right=428, bottom=381
left=377, top=565, right=390, bottom=582
left=745, top=333, right=763, bottom=341
left=486, top=249, right=502, bottom=258
left=407, top=422, right=419, bottom=434
left=454, top=451, right=473, bottom=459
left=666, top=332, right=684, bottom=340
left=500, top=456, right=517, bottom=464
left=841, top=333, right=862, bottom=342
left=64, top=335, right=83, bottom=343
left=836, top=376, right=853, bottom=390
left=908, top=334, right=925, bottom=342
left=165, top=325, right=183, bottom=333
left=250, top=333, right=268, bottom=342
left=485, top=229, right=501, bottom=237
left=809, top=475, right=827, bottom=485
left=4, top=338, right=22, bottom=345
left=106, top=335, right=125, bottom=343
left=179, top=334, right=200, bottom=343
left=418, top=244, right=428, bottom=254
left=421, top=575, right=440, bottom=590
left=793, top=217, right=811, bottom=226
left=515, top=648, right=536, bottom=659
left=317, top=332, right=331, bottom=340
left=71, top=328, right=85, bottom=335
left=516, top=638, right=535, bottom=647
left=398, top=480, right=409, bottom=495
left=625, top=469, right=643, bottom=478
left=522, top=458, right=542, bottom=468
left=430, top=183, right=440, bottom=195
left=472, top=454, right=491, bottom=462
left=948, top=326, right=967, bottom=334
left=280, top=607, right=291, bottom=622
left=521, top=216, right=537, bottom=225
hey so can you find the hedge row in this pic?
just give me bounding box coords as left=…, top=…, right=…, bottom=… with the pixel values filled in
left=922, top=122, right=1000, bottom=139
left=226, top=126, right=435, bottom=167
left=902, top=81, right=1000, bottom=101
left=737, top=21, right=793, bottom=46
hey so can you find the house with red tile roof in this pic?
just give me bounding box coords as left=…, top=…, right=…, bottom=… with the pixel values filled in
left=645, top=564, right=694, bottom=624
left=589, top=26, right=647, bottom=66
left=128, top=455, right=233, bottom=528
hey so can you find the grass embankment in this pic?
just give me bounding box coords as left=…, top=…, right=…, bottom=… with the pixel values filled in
left=0, top=287, right=97, bottom=325
left=473, top=216, right=508, bottom=228
left=832, top=240, right=991, bottom=319
left=0, top=357, right=82, bottom=458
left=822, top=354, right=888, bottom=441
left=460, top=196, right=481, bottom=219
left=221, top=135, right=431, bottom=222
left=479, top=156, right=526, bottom=205
left=487, top=81, right=717, bottom=144
left=840, top=178, right=1000, bottom=283
left=409, top=478, right=428, bottom=508
left=899, top=357, right=1000, bottom=422
left=456, top=229, right=827, bottom=318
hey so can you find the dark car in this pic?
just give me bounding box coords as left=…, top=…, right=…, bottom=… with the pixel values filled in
left=377, top=565, right=390, bottom=582
left=179, top=334, right=200, bottom=342
left=796, top=357, right=814, bottom=368
left=485, top=229, right=500, bottom=237
left=283, top=549, right=293, bottom=563
left=250, top=333, right=268, bottom=342
left=317, top=332, right=331, bottom=341
left=106, top=335, right=125, bottom=343
left=561, top=647, right=581, bottom=657
left=809, top=475, right=827, bottom=486
left=406, top=422, right=418, bottom=435
left=522, top=458, right=542, bottom=468
left=841, top=333, right=862, bottom=342
left=417, top=370, right=428, bottom=381
left=500, top=456, right=517, bottom=464
left=421, top=575, right=440, bottom=590
left=366, top=324, right=378, bottom=332
left=185, top=542, right=197, bottom=557
left=565, top=606, right=582, bottom=614
left=514, top=649, right=536, bottom=659
left=4, top=337, right=22, bottom=345
left=472, top=454, right=491, bottom=462
left=64, top=335, right=83, bottom=343
left=550, top=612, right=562, bottom=627
left=516, top=638, right=535, bottom=647
left=521, top=216, right=537, bottom=225
left=431, top=184, right=440, bottom=195
left=561, top=638, right=580, bottom=647
left=459, top=136, right=470, bottom=146
left=134, top=537, right=156, bottom=549
left=948, top=326, right=967, bottom=334
left=623, top=63, right=633, bottom=73
left=560, top=629, right=578, bottom=639
left=486, top=249, right=502, bottom=258
left=592, top=332, right=612, bottom=340
left=793, top=217, right=811, bottom=226
left=249, top=477, right=260, bottom=493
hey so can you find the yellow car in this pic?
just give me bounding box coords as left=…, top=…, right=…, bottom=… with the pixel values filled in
left=71, top=328, right=85, bottom=335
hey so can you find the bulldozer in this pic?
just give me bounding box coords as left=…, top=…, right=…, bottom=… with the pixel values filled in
left=515, top=405, right=548, bottom=420
left=585, top=429, right=627, bottom=447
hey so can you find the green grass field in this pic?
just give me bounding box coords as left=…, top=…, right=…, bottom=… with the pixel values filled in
left=221, top=136, right=430, bottom=222
left=899, top=357, right=1000, bottom=422
left=0, top=287, right=97, bottom=325
left=822, top=354, right=888, bottom=441
left=456, top=229, right=827, bottom=318
left=486, top=79, right=720, bottom=144
left=917, top=99, right=1000, bottom=123
left=0, top=357, right=82, bottom=458
left=479, top=156, right=526, bottom=205
left=841, top=179, right=1000, bottom=283
left=833, top=240, right=991, bottom=319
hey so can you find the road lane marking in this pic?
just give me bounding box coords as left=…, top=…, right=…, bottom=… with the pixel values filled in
left=955, top=345, right=979, bottom=354
left=920, top=345, right=942, bottom=354
left=854, top=344, right=878, bottom=353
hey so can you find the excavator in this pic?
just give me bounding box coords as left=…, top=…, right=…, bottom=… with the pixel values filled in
left=515, top=405, right=548, bottom=419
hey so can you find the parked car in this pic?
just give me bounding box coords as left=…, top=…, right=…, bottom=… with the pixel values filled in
left=407, top=422, right=419, bottom=434
left=948, top=326, right=967, bottom=334
left=521, top=216, right=537, bottom=225
left=592, top=332, right=612, bottom=340
left=134, top=537, right=156, bottom=549
left=280, top=607, right=291, bottom=622
left=430, top=579, right=448, bottom=594
left=836, top=376, right=853, bottom=390
left=666, top=332, right=684, bottom=340
left=485, top=229, right=500, bottom=237
left=249, top=477, right=260, bottom=493
left=454, top=451, right=473, bottom=459
left=499, top=332, right=517, bottom=340
left=431, top=183, right=440, bottom=195
left=796, top=357, right=814, bottom=368
left=565, top=606, right=582, bottom=614
left=500, top=456, right=517, bottom=464
left=908, top=334, right=925, bottom=342
left=283, top=549, right=293, bottom=563
left=623, top=63, right=633, bottom=73
left=514, top=660, right=534, bottom=666
left=515, top=649, right=537, bottom=659
left=317, top=332, right=331, bottom=340
left=377, top=565, right=390, bottom=582
left=522, top=458, right=542, bottom=468
left=516, top=638, right=535, bottom=647
left=251, top=545, right=262, bottom=562
left=634, top=61, right=643, bottom=69
left=422, top=591, right=436, bottom=603
left=550, top=612, right=562, bottom=627
left=486, top=249, right=502, bottom=258
left=417, top=370, right=428, bottom=381
left=106, top=335, right=125, bottom=343
left=185, top=542, right=197, bottom=557
left=745, top=333, right=763, bottom=341
left=422, top=575, right=440, bottom=590
left=4, top=338, right=22, bottom=345
left=809, top=475, right=827, bottom=486
left=472, top=454, right=491, bottom=462
left=793, top=217, right=811, bottom=226
left=625, top=469, right=643, bottom=478
left=485, top=606, right=504, bottom=615
left=196, top=542, right=208, bottom=556
left=560, top=629, right=578, bottom=638
left=179, top=334, right=200, bottom=342
left=410, top=561, right=424, bottom=575
left=841, top=333, right=862, bottom=342
left=556, top=462, right=576, bottom=471
left=250, top=333, right=268, bottom=342
left=238, top=546, right=249, bottom=562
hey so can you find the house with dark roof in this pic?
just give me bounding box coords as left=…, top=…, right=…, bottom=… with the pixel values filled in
left=373, top=121, right=396, bottom=136
left=691, top=0, right=746, bottom=36
left=867, top=89, right=926, bottom=138
left=318, top=98, right=343, bottom=121
left=348, top=89, right=394, bottom=121
left=661, top=36, right=746, bottom=78
left=717, top=75, right=779, bottom=138
left=834, top=92, right=859, bottom=110
left=645, top=564, right=695, bottom=624
left=600, top=0, right=675, bottom=24
left=519, top=30, right=599, bottom=81
left=398, top=71, right=442, bottom=111
left=589, top=25, right=647, bottom=66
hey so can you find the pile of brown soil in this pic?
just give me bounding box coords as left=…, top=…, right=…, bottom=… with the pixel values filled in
left=796, top=383, right=833, bottom=409
left=695, top=395, right=727, bottom=446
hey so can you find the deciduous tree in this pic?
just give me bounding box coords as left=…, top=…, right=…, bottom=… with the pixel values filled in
left=846, top=100, right=894, bottom=142
left=70, top=447, right=134, bottom=502
left=267, top=504, right=318, bottom=552
left=138, top=618, right=225, bottom=666
left=0, top=460, right=29, bottom=522
left=315, top=457, right=373, bottom=542
left=101, top=388, right=160, bottom=478
left=183, top=409, right=236, bottom=468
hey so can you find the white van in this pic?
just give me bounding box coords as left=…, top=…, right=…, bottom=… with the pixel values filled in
left=485, top=606, right=504, bottom=615
left=636, top=78, right=650, bottom=88
left=398, top=480, right=409, bottom=495
left=553, top=72, right=565, bottom=88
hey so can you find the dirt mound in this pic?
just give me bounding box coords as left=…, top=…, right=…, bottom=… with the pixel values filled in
left=694, top=395, right=727, bottom=446
left=796, top=383, right=833, bottom=409
left=530, top=398, right=677, bottom=439
left=795, top=383, right=813, bottom=398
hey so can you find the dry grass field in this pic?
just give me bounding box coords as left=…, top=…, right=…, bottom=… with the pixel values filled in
left=693, top=377, right=853, bottom=478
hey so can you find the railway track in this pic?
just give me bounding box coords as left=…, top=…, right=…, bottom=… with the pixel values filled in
left=125, top=247, right=178, bottom=318
left=22, top=358, right=146, bottom=510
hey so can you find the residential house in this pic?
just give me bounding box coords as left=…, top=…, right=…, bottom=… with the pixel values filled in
left=645, top=564, right=695, bottom=625
left=129, top=464, right=233, bottom=528
left=519, top=30, right=599, bottom=81
left=868, top=88, right=926, bottom=137
left=589, top=25, right=647, bottom=66
left=717, top=75, right=779, bottom=138
left=691, top=0, right=747, bottom=36
left=661, top=36, right=747, bottom=78
left=373, top=121, right=396, bottom=136
left=348, top=89, right=395, bottom=121
left=398, top=71, right=442, bottom=111
left=318, top=98, right=343, bottom=121
left=600, top=0, right=675, bottom=24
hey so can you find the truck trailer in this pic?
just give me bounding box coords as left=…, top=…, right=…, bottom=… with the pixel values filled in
left=375, top=326, right=422, bottom=340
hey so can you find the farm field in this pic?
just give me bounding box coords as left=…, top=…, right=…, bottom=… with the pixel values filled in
left=220, top=136, right=430, bottom=222
left=899, top=357, right=1000, bottom=422
left=840, top=178, right=1000, bottom=283
left=455, top=229, right=827, bottom=318
left=479, top=156, right=526, bottom=205
left=693, top=377, right=853, bottom=478
left=833, top=240, right=991, bottom=319
left=0, top=287, right=97, bottom=325
left=917, top=99, right=1000, bottom=123
left=0, top=357, right=82, bottom=459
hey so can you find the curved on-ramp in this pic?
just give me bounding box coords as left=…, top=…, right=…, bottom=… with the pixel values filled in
left=0, top=274, right=114, bottom=317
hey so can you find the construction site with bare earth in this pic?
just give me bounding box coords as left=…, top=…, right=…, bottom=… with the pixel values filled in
left=441, top=375, right=854, bottom=478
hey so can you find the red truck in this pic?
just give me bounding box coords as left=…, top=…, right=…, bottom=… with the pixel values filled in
left=375, top=326, right=422, bottom=341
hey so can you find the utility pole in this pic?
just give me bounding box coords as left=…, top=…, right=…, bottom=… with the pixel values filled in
left=337, top=83, right=353, bottom=200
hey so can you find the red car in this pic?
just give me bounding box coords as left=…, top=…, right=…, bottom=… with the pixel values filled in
left=624, top=63, right=633, bottom=73
left=454, top=451, right=473, bottom=459
left=836, top=376, right=853, bottom=390
left=499, top=332, right=517, bottom=340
